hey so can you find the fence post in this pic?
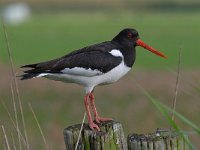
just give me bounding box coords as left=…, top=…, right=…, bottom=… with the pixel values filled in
left=63, top=120, right=127, bottom=150
left=64, top=122, right=189, bottom=150
left=127, top=128, right=189, bottom=150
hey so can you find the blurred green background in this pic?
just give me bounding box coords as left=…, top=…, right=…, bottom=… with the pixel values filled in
left=0, top=0, right=200, bottom=149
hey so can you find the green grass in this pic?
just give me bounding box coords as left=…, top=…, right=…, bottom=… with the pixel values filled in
left=1, top=11, right=200, bottom=69
left=140, top=85, right=199, bottom=149
left=1, top=10, right=200, bottom=149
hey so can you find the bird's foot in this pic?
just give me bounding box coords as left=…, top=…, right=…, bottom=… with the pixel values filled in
left=95, top=117, right=113, bottom=124
left=89, top=121, right=100, bottom=131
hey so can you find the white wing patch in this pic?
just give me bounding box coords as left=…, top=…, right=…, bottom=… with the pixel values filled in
left=109, top=49, right=123, bottom=57
left=37, top=73, right=48, bottom=77
left=61, top=67, right=103, bottom=77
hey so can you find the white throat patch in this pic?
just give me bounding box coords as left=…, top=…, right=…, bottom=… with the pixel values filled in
left=109, top=49, right=123, bottom=57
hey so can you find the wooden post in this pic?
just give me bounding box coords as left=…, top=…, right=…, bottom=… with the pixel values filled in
left=63, top=120, right=127, bottom=150
left=127, top=128, right=189, bottom=150
left=64, top=122, right=189, bottom=150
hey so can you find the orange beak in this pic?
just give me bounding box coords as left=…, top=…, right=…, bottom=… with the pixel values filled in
left=136, top=39, right=167, bottom=59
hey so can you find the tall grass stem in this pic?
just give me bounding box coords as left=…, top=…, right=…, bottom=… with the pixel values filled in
left=11, top=82, right=22, bottom=149
left=1, top=100, right=27, bottom=147
left=29, top=103, right=50, bottom=150
left=2, top=125, right=11, bottom=150
left=1, top=16, right=30, bottom=150
left=171, top=49, right=181, bottom=121
left=75, top=112, right=86, bottom=150
left=11, top=133, right=17, bottom=150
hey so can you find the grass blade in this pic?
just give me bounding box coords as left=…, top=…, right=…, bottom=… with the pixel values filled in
left=1, top=100, right=27, bottom=147
left=75, top=112, right=86, bottom=150
left=137, top=84, right=197, bottom=150
left=11, top=133, right=17, bottom=150
left=1, top=16, right=30, bottom=150
left=11, top=82, right=22, bottom=149
left=29, top=103, right=50, bottom=150
left=171, top=49, right=181, bottom=121
left=159, top=102, right=200, bottom=135
left=2, top=125, right=11, bottom=150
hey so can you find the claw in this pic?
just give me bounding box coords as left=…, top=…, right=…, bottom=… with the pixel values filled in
left=89, top=121, right=100, bottom=131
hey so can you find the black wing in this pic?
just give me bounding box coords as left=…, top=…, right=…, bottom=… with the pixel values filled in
left=21, top=41, right=122, bottom=79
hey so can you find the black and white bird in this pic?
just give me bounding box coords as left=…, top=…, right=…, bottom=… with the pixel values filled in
left=20, top=28, right=167, bottom=131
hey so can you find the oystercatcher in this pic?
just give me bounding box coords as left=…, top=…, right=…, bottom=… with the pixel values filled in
left=20, top=28, right=167, bottom=131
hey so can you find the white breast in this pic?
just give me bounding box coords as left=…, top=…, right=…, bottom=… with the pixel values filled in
left=95, top=60, right=130, bottom=85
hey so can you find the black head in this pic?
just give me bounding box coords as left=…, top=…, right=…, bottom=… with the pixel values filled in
left=112, top=28, right=139, bottom=47
left=112, top=28, right=167, bottom=59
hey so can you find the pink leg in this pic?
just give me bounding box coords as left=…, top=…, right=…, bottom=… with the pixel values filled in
left=84, top=93, right=100, bottom=131
left=89, top=92, right=113, bottom=123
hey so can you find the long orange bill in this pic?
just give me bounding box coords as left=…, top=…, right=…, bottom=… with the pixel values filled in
left=136, top=39, right=167, bottom=59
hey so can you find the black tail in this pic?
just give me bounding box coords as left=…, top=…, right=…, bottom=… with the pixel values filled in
left=20, top=73, right=40, bottom=80
left=20, top=61, right=51, bottom=80
left=21, top=64, right=37, bottom=68
left=20, top=63, right=41, bottom=80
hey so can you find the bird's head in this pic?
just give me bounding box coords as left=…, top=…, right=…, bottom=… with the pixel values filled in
left=112, top=28, right=167, bottom=59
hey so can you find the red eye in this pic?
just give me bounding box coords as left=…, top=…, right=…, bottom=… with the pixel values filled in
left=127, top=32, right=133, bottom=38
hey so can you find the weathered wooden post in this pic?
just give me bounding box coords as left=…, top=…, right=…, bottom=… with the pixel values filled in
left=63, top=120, right=127, bottom=150
left=64, top=122, right=189, bottom=150
left=127, top=128, right=189, bottom=150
